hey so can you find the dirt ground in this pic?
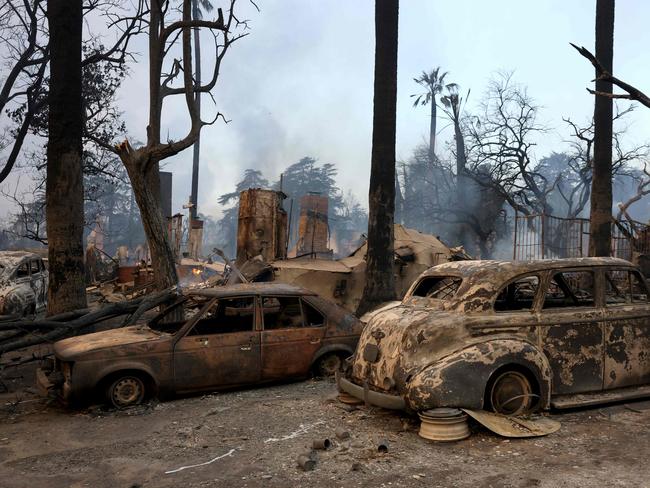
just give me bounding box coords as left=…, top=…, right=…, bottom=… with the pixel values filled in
left=1, top=362, right=650, bottom=488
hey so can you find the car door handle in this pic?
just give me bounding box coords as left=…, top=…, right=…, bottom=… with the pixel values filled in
left=240, top=345, right=252, bottom=351
left=195, top=337, right=209, bottom=346
left=309, top=338, right=321, bottom=345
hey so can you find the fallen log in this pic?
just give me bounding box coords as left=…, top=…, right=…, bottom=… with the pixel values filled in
left=0, top=289, right=177, bottom=357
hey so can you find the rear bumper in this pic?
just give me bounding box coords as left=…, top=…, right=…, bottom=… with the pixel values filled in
left=337, top=375, right=406, bottom=410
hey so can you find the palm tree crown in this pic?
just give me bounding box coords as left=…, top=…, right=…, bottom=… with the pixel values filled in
left=411, top=67, right=448, bottom=107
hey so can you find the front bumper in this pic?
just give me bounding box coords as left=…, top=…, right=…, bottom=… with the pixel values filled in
left=337, top=374, right=406, bottom=410
left=36, top=367, right=70, bottom=402
left=36, top=367, right=53, bottom=396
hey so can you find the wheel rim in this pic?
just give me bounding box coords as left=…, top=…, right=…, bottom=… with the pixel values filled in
left=489, top=371, right=533, bottom=416
left=319, top=355, right=341, bottom=376
left=111, top=377, right=144, bottom=408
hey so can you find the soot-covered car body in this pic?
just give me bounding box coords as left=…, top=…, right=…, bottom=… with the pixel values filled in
left=338, top=258, right=650, bottom=415
left=0, top=251, right=48, bottom=316
left=38, top=283, right=363, bottom=408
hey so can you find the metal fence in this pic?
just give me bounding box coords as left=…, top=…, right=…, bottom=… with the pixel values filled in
left=513, top=213, right=589, bottom=260
left=513, top=212, right=649, bottom=261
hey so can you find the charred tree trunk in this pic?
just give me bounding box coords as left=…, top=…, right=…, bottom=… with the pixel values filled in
left=357, top=0, right=399, bottom=316
left=120, top=148, right=179, bottom=290
left=589, top=0, right=615, bottom=256
left=45, top=0, right=87, bottom=314
left=190, top=0, right=202, bottom=220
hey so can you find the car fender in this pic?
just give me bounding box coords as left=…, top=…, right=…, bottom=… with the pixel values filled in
left=311, top=343, right=355, bottom=366
left=90, top=360, right=162, bottom=393
left=405, top=338, right=552, bottom=411
left=1, top=284, right=35, bottom=315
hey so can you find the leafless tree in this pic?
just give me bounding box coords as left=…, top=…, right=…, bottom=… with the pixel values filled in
left=466, top=72, right=552, bottom=216
left=0, top=0, right=146, bottom=185
left=92, top=0, right=256, bottom=291
left=616, top=164, right=650, bottom=225
left=560, top=105, right=647, bottom=219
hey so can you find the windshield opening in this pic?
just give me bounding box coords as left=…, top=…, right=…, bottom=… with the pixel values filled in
left=147, top=296, right=210, bottom=333
left=411, top=276, right=462, bottom=300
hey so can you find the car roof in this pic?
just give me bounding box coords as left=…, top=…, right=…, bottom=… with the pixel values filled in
left=421, top=257, right=635, bottom=281
left=411, top=257, right=639, bottom=308
left=187, top=282, right=316, bottom=298
left=0, top=251, right=41, bottom=260
left=0, top=251, right=42, bottom=268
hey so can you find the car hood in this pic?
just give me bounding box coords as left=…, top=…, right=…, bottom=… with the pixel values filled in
left=350, top=303, right=471, bottom=390
left=54, top=326, right=165, bottom=360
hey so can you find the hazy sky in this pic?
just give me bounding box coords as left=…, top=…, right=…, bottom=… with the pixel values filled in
left=4, top=0, right=650, bottom=220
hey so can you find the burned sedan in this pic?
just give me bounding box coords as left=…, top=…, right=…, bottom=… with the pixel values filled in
left=338, top=257, right=650, bottom=416
left=38, top=283, right=363, bottom=408
left=0, top=251, right=48, bottom=316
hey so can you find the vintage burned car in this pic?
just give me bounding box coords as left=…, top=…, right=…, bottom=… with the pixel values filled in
left=38, top=283, right=362, bottom=408
left=338, top=257, right=650, bottom=416
left=0, top=251, right=48, bottom=316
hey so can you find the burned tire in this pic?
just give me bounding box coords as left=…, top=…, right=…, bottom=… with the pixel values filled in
left=107, top=375, right=146, bottom=409
left=486, top=369, right=538, bottom=416
left=314, top=353, right=343, bottom=377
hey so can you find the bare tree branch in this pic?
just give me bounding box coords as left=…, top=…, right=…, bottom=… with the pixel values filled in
left=571, top=43, right=650, bottom=109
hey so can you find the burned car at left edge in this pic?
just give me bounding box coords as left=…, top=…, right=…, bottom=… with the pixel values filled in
left=37, top=283, right=363, bottom=408
left=0, top=251, right=48, bottom=316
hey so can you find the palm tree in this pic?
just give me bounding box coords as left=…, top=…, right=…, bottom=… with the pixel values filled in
left=411, top=67, right=448, bottom=162
left=189, top=0, right=214, bottom=220
left=441, top=84, right=470, bottom=247
left=440, top=83, right=469, bottom=194
left=357, top=0, right=399, bottom=315
left=589, top=0, right=615, bottom=256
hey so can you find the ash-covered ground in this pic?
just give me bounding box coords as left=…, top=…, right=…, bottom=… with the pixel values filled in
left=1, top=363, right=649, bottom=488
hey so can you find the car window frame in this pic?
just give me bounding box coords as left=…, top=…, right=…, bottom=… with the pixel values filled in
left=300, top=297, right=326, bottom=327
left=14, top=260, right=30, bottom=280
left=540, top=267, right=602, bottom=311
left=603, top=267, right=650, bottom=306
left=30, top=259, right=41, bottom=275
left=492, top=272, right=542, bottom=314
left=260, top=295, right=307, bottom=331
left=180, top=295, right=260, bottom=338
left=407, top=274, right=464, bottom=301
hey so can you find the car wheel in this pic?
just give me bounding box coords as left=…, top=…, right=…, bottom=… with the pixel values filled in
left=315, top=353, right=343, bottom=377
left=487, top=370, right=536, bottom=416
left=107, top=375, right=146, bottom=408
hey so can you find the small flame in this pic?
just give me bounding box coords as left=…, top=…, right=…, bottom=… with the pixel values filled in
left=192, top=268, right=202, bottom=276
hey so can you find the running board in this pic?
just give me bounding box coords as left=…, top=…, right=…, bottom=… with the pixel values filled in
left=551, top=385, right=650, bottom=409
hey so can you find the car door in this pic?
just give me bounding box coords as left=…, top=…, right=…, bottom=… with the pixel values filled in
left=173, top=296, right=261, bottom=392
left=260, top=295, right=325, bottom=380
left=603, top=268, right=650, bottom=389
left=539, top=269, right=605, bottom=395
